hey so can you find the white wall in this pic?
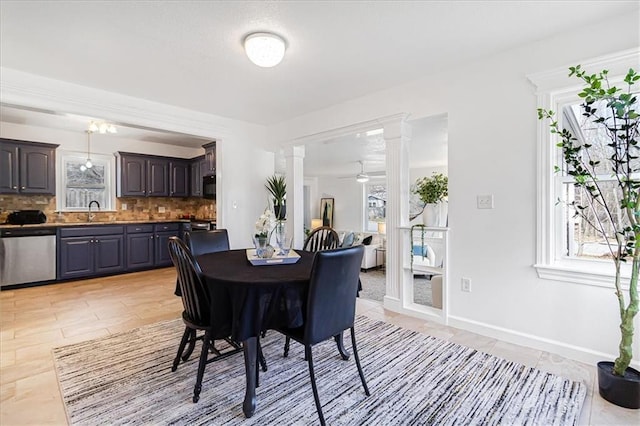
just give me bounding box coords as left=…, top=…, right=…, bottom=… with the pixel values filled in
left=315, top=176, right=363, bottom=231
left=268, top=14, right=640, bottom=367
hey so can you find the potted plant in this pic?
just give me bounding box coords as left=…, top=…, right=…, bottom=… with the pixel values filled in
left=413, top=173, right=448, bottom=227
left=266, top=174, right=286, bottom=220
left=538, top=66, right=639, bottom=409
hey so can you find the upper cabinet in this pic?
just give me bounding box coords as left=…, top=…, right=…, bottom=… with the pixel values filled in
left=203, top=142, right=216, bottom=176
left=117, top=153, right=169, bottom=197
left=0, top=139, right=58, bottom=195
left=169, top=160, right=190, bottom=197
left=116, top=152, right=193, bottom=198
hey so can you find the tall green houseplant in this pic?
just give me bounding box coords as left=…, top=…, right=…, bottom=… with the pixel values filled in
left=266, top=174, right=287, bottom=220
left=539, top=66, right=639, bottom=381
left=414, top=173, right=448, bottom=205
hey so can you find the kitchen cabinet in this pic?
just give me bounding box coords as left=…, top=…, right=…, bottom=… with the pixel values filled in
left=189, top=156, right=207, bottom=197
left=58, top=226, right=125, bottom=280
left=203, top=142, right=216, bottom=176
left=170, top=160, right=190, bottom=197
left=154, top=222, right=181, bottom=266
left=125, top=224, right=155, bottom=269
left=117, top=153, right=169, bottom=197
left=0, top=138, right=58, bottom=195
left=125, top=222, right=181, bottom=269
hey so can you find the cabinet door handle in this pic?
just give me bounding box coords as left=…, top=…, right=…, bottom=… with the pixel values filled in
left=12, top=186, right=17, bottom=189
left=150, top=235, right=153, bottom=239
left=21, top=186, right=25, bottom=190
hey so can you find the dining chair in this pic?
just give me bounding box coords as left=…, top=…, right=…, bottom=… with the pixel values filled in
left=276, top=245, right=370, bottom=426
left=303, top=226, right=340, bottom=252
left=184, top=229, right=230, bottom=257
left=168, top=236, right=243, bottom=403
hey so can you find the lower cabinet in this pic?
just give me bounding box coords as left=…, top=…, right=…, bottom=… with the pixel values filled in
left=58, top=222, right=184, bottom=281
left=126, top=222, right=181, bottom=270
left=58, top=226, right=125, bottom=280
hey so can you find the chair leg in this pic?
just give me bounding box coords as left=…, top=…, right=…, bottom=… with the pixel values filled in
left=305, top=345, right=326, bottom=426
left=182, top=329, right=197, bottom=361
left=350, top=327, right=370, bottom=396
left=334, top=331, right=350, bottom=360
left=193, top=330, right=211, bottom=403
left=283, top=336, right=291, bottom=357
left=172, top=327, right=191, bottom=372
left=258, top=340, right=268, bottom=372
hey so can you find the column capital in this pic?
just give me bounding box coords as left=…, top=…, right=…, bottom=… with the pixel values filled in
left=284, top=145, right=305, bottom=158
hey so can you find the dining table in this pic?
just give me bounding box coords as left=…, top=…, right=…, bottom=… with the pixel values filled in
left=196, top=248, right=319, bottom=418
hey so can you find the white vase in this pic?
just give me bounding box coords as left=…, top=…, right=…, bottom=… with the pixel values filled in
left=422, top=202, right=447, bottom=227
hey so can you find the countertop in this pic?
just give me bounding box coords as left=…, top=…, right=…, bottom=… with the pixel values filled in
left=0, top=219, right=191, bottom=229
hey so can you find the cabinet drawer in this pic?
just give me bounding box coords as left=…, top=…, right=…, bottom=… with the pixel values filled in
left=126, top=224, right=154, bottom=234
left=59, top=226, right=124, bottom=237
left=154, top=223, right=180, bottom=232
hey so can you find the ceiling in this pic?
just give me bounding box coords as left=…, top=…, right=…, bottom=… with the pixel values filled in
left=0, top=1, right=636, bottom=176
left=1, top=1, right=636, bottom=126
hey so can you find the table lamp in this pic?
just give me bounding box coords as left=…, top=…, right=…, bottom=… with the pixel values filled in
left=378, top=222, right=386, bottom=248
left=311, top=218, right=322, bottom=230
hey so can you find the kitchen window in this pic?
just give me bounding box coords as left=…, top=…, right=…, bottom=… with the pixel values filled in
left=56, top=151, right=115, bottom=211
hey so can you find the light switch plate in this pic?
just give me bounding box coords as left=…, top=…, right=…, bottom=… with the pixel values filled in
left=477, top=195, right=494, bottom=209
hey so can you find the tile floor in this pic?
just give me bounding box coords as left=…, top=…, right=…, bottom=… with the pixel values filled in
left=1, top=268, right=638, bottom=425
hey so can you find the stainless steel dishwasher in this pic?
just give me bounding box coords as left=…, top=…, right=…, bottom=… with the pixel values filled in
left=0, top=227, right=57, bottom=287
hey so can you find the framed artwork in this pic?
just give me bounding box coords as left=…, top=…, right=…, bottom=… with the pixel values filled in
left=320, top=198, right=335, bottom=228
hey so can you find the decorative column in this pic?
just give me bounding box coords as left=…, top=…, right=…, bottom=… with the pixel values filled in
left=383, top=118, right=411, bottom=311
left=285, top=145, right=305, bottom=249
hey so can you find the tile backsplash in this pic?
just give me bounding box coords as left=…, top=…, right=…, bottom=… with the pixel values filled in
left=0, top=195, right=216, bottom=223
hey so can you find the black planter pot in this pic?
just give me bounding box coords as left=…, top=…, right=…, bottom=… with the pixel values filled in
left=597, top=361, right=640, bottom=409
left=274, top=204, right=286, bottom=221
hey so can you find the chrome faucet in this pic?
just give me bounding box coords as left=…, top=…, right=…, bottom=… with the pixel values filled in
left=88, top=200, right=100, bottom=222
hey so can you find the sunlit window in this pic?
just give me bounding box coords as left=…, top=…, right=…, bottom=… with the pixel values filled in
left=56, top=151, right=115, bottom=211
left=365, top=183, right=386, bottom=232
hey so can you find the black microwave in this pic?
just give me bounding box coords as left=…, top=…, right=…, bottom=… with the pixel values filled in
left=203, top=175, right=216, bottom=199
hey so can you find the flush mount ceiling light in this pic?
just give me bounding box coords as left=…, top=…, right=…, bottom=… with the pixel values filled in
left=244, top=32, right=286, bottom=67
left=356, top=161, right=370, bottom=183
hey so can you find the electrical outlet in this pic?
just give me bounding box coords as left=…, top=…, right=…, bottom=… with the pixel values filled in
left=158, top=206, right=166, bottom=213
left=461, top=277, right=472, bottom=292
left=477, top=195, right=494, bottom=209
left=121, top=203, right=127, bottom=211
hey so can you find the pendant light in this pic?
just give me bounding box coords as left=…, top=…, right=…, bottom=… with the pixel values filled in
left=80, top=130, right=93, bottom=171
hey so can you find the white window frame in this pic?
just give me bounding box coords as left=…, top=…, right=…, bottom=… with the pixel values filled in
left=364, top=181, right=386, bottom=232
left=528, top=48, right=639, bottom=288
left=56, top=150, right=116, bottom=212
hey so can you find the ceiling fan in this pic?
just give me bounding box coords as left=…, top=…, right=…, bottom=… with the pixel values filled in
left=355, top=160, right=369, bottom=183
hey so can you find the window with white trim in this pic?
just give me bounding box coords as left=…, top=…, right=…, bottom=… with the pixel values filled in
left=365, top=182, right=386, bottom=232
left=56, top=151, right=115, bottom=211
left=529, top=49, right=639, bottom=286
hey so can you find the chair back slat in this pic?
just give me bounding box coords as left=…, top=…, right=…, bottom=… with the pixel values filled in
left=303, top=226, right=340, bottom=252
left=168, top=237, right=211, bottom=326
left=304, top=245, right=364, bottom=345
left=185, top=229, right=230, bottom=257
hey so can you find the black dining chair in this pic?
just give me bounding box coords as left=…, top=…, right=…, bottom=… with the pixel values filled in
left=168, top=236, right=243, bottom=403
left=184, top=229, right=230, bottom=257
left=276, top=245, right=370, bottom=426
left=303, top=226, right=340, bottom=252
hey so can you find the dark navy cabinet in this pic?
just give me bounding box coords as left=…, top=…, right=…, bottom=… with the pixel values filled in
left=170, top=160, right=190, bottom=197
left=0, top=139, right=58, bottom=195
left=203, top=142, right=216, bottom=175
left=117, top=153, right=169, bottom=197
left=58, top=226, right=125, bottom=280
left=125, top=222, right=181, bottom=269
left=189, top=156, right=207, bottom=197
left=154, top=223, right=181, bottom=266
left=125, top=224, right=155, bottom=270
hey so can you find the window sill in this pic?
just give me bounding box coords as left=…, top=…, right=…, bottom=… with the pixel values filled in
left=534, top=260, right=630, bottom=289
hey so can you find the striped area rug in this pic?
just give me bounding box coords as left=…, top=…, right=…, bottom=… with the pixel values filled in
left=52, top=316, right=586, bottom=425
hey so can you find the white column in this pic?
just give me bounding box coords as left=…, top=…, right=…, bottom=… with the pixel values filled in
left=285, top=145, right=305, bottom=249
left=383, top=119, right=411, bottom=310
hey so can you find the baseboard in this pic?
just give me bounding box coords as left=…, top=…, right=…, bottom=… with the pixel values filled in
left=447, top=315, right=640, bottom=370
